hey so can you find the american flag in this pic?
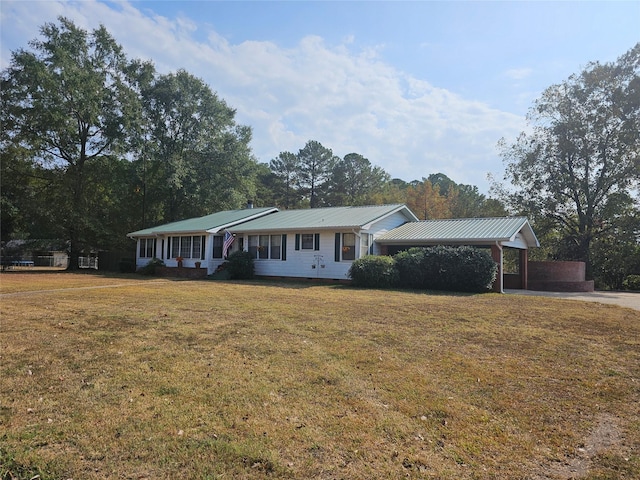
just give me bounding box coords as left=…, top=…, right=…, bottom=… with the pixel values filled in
left=222, top=230, right=235, bottom=258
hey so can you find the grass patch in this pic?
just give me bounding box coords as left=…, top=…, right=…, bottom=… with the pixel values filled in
left=1, top=272, right=639, bottom=479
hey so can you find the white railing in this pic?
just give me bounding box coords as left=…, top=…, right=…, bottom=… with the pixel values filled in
left=78, top=257, right=98, bottom=269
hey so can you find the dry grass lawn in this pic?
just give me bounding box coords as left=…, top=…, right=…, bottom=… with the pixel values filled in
left=1, top=272, right=639, bottom=479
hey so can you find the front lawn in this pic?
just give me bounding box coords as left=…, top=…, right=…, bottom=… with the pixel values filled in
left=1, top=273, right=638, bottom=479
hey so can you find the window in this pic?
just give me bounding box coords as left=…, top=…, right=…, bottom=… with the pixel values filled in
left=248, top=234, right=285, bottom=260
left=212, top=235, right=223, bottom=258
left=248, top=235, right=259, bottom=258
left=171, top=237, right=180, bottom=258
left=301, top=234, right=314, bottom=250
left=192, top=236, right=201, bottom=259
left=342, top=233, right=356, bottom=260
left=139, top=238, right=154, bottom=258
left=170, top=235, right=205, bottom=259
left=296, top=233, right=319, bottom=250
left=259, top=235, right=269, bottom=259
left=180, top=236, right=192, bottom=259
left=360, top=233, right=370, bottom=258
left=270, top=235, right=281, bottom=259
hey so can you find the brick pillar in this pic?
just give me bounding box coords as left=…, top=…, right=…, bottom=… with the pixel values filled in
left=520, top=249, right=528, bottom=290
left=491, top=244, right=503, bottom=293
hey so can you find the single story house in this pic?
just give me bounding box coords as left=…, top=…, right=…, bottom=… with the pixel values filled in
left=127, top=204, right=539, bottom=292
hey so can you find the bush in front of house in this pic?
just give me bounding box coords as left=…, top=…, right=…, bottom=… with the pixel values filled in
left=138, top=257, right=165, bottom=275
left=348, top=255, right=398, bottom=288
left=393, top=246, right=497, bottom=293
left=225, top=250, right=255, bottom=279
left=392, top=248, right=429, bottom=289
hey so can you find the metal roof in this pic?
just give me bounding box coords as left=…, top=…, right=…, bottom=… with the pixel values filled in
left=377, top=217, right=539, bottom=247
left=127, top=207, right=278, bottom=237
left=228, top=204, right=418, bottom=233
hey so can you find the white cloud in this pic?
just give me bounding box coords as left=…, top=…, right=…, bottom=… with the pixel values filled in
left=1, top=0, right=526, bottom=193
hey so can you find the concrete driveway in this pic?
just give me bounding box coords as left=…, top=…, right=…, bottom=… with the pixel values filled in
left=505, top=289, right=640, bottom=311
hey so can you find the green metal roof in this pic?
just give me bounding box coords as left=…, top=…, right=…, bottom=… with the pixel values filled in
left=228, top=204, right=418, bottom=233
left=377, top=217, right=539, bottom=247
left=128, top=207, right=278, bottom=237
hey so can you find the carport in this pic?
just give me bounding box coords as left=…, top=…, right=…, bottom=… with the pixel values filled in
left=376, top=217, right=539, bottom=293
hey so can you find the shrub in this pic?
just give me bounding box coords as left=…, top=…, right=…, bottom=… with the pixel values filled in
left=225, top=250, right=255, bottom=279
left=393, top=248, right=429, bottom=289
left=138, top=257, right=165, bottom=276
left=393, top=246, right=497, bottom=293
left=622, top=274, right=640, bottom=291
left=348, top=255, right=398, bottom=288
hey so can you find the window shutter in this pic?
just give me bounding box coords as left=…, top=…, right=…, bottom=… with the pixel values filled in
left=167, top=237, right=171, bottom=258
left=314, top=233, right=320, bottom=251
left=201, top=236, right=206, bottom=260
left=335, top=233, right=341, bottom=262
left=295, top=234, right=300, bottom=250
left=281, top=234, right=287, bottom=261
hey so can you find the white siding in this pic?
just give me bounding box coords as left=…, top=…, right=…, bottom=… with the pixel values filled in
left=246, top=232, right=346, bottom=280
left=370, top=211, right=411, bottom=255
left=243, top=210, right=409, bottom=280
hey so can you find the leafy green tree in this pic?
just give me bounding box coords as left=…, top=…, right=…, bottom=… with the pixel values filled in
left=373, top=178, right=410, bottom=205
left=268, top=151, right=302, bottom=209
left=139, top=69, right=256, bottom=225
left=499, top=43, right=640, bottom=278
left=591, top=212, right=640, bottom=289
left=1, top=17, right=141, bottom=268
left=253, top=163, right=279, bottom=208
left=297, top=140, right=337, bottom=208
left=326, top=153, right=390, bottom=206
left=428, top=173, right=507, bottom=218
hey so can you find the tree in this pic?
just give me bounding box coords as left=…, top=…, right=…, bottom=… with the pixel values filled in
left=499, top=44, right=640, bottom=278
left=326, top=153, right=390, bottom=206
left=140, top=69, right=256, bottom=225
left=297, top=140, right=337, bottom=208
left=1, top=17, right=141, bottom=268
left=405, top=179, right=451, bottom=220
left=590, top=204, right=640, bottom=289
left=268, top=151, right=302, bottom=209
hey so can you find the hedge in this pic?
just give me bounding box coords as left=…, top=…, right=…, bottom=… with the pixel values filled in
left=394, top=246, right=497, bottom=293
left=348, top=246, right=498, bottom=293
left=348, top=255, right=398, bottom=288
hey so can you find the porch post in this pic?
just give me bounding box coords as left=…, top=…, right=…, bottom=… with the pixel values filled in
left=491, top=243, right=503, bottom=293
left=520, top=249, right=528, bottom=290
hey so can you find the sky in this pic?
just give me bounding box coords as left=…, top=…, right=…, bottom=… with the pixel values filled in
left=1, top=1, right=638, bottom=194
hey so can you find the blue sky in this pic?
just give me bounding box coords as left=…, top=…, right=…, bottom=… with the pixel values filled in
left=2, top=1, right=638, bottom=194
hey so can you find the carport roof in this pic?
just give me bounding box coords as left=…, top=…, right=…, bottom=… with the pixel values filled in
left=377, top=216, right=539, bottom=248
